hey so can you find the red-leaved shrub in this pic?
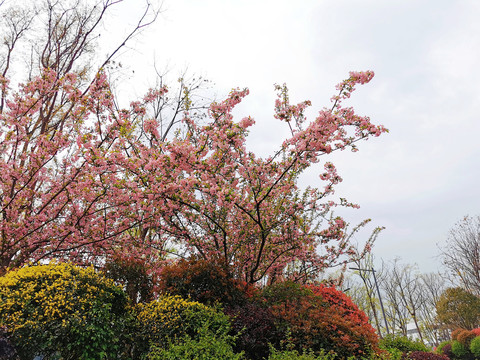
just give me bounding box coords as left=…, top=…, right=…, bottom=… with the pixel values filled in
left=457, top=329, right=475, bottom=346
left=451, top=328, right=465, bottom=341
left=472, top=327, right=480, bottom=337
left=225, top=302, right=282, bottom=360
left=262, top=281, right=379, bottom=359
left=157, top=257, right=254, bottom=306
left=440, top=343, right=453, bottom=358
left=104, top=254, right=157, bottom=303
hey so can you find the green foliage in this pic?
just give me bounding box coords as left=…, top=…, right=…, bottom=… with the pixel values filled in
left=136, top=294, right=231, bottom=353
left=262, top=280, right=312, bottom=304
left=145, top=325, right=244, bottom=360
left=379, top=334, right=429, bottom=354
left=451, top=340, right=469, bottom=358
left=469, top=336, right=480, bottom=357
left=267, top=346, right=338, bottom=360
left=380, top=346, right=403, bottom=360
left=0, top=262, right=129, bottom=360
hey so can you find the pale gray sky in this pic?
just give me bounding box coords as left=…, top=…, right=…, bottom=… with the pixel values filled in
left=104, top=0, right=480, bottom=272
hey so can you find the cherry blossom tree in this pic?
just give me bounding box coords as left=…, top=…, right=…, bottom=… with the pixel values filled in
left=0, top=1, right=387, bottom=283
left=0, top=0, right=164, bottom=272
left=148, top=78, right=387, bottom=284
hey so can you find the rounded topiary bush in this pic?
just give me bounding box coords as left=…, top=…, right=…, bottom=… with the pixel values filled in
left=451, top=340, right=469, bottom=358
left=0, top=262, right=129, bottom=360
left=470, top=336, right=480, bottom=357
left=136, top=294, right=231, bottom=353
left=379, top=334, right=429, bottom=354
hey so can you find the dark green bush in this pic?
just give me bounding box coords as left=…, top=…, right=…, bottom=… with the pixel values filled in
left=103, top=253, right=156, bottom=304
left=379, top=334, right=429, bottom=354
left=470, top=336, right=480, bottom=357
left=451, top=340, right=468, bottom=358
left=0, top=327, right=17, bottom=360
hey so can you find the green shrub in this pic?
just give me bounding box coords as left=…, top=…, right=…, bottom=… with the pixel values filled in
left=470, top=336, right=480, bottom=357
left=451, top=340, right=468, bottom=358
left=0, top=262, right=129, bottom=360
left=136, top=294, right=231, bottom=353
left=381, top=346, right=403, bottom=360
left=267, top=347, right=338, bottom=360
left=145, top=325, right=244, bottom=360
left=379, top=334, right=429, bottom=353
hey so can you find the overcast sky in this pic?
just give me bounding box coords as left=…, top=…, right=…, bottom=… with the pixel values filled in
left=105, top=0, right=480, bottom=273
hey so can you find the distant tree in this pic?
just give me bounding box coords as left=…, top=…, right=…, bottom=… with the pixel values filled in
left=418, top=273, right=449, bottom=345
left=379, top=260, right=411, bottom=337
left=440, top=215, right=480, bottom=295
left=436, top=287, right=480, bottom=330
left=384, top=260, right=427, bottom=343
left=379, top=261, right=449, bottom=346
left=350, top=252, right=386, bottom=338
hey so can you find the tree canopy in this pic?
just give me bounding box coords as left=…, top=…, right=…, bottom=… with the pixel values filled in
left=0, top=0, right=386, bottom=283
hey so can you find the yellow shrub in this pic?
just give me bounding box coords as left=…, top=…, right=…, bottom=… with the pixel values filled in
left=0, top=262, right=129, bottom=359
left=136, top=295, right=231, bottom=350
